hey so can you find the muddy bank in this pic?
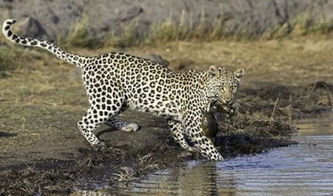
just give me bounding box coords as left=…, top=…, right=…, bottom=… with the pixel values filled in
left=1, top=81, right=332, bottom=195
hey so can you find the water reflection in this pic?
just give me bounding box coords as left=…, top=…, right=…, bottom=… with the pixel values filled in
left=74, top=114, right=333, bottom=196
left=117, top=162, right=220, bottom=196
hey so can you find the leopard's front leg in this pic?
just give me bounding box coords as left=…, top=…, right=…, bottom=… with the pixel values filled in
left=167, top=119, right=194, bottom=152
left=183, top=111, right=224, bottom=161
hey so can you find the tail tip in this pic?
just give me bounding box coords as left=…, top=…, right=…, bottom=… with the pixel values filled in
left=5, top=19, right=16, bottom=26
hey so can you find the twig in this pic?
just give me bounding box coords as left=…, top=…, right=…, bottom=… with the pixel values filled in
left=270, top=98, right=279, bottom=122
left=321, top=82, right=333, bottom=109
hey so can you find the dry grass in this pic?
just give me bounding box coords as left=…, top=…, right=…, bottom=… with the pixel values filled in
left=2, top=35, right=333, bottom=84
left=58, top=15, right=103, bottom=48
left=55, top=12, right=333, bottom=48
left=0, top=47, right=18, bottom=74
left=0, top=38, right=21, bottom=73
left=123, top=37, right=333, bottom=85
left=2, top=36, right=333, bottom=88
left=289, top=13, right=333, bottom=36
left=0, top=45, right=54, bottom=77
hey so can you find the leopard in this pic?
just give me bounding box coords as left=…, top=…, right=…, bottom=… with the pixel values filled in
left=2, top=19, right=244, bottom=161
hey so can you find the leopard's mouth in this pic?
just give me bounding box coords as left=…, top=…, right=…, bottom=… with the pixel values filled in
left=211, top=100, right=231, bottom=112
left=217, top=98, right=234, bottom=107
left=209, top=96, right=234, bottom=112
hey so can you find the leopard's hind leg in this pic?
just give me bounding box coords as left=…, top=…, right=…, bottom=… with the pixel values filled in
left=77, top=94, right=125, bottom=150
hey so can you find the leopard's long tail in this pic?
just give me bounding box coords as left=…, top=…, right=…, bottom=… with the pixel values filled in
left=2, top=19, right=92, bottom=68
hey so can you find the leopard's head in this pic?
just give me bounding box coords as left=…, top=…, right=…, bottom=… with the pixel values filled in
left=206, top=65, right=244, bottom=107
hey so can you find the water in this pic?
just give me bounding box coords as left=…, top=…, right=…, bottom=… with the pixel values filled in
left=75, top=114, right=333, bottom=196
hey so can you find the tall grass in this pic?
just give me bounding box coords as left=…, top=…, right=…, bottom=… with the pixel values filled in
left=264, top=13, right=333, bottom=38
left=50, top=12, right=333, bottom=48
left=105, top=22, right=141, bottom=48
left=290, top=13, right=333, bottom=36
left=58, top=15, right=103, bottom=48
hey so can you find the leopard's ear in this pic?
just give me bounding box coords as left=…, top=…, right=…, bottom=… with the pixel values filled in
left=234, top=68, right=244, bottom=78
left=208, top=65, right=219, bottom=77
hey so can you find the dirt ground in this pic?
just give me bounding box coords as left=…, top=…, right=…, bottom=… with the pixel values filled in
left=0, top=37, right=332, bottom=195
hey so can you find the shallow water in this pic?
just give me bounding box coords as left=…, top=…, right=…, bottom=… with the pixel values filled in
left=75, top=114, right=333, bottom=196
